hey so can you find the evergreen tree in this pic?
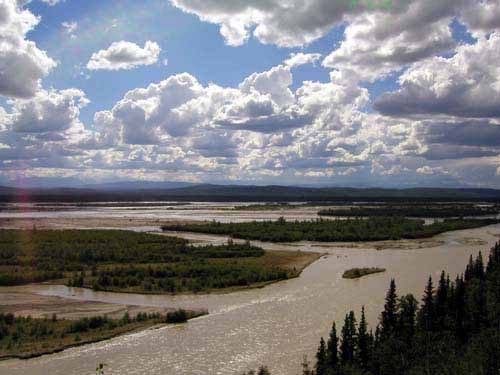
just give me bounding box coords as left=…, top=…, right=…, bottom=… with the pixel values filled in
left=326, top=322, right=339, bottom=370
left=398, top=294, right=418, bottom=339
left=374, top=325, right=381, bottom=347
left=357, top=306, right=370, bottom=370
left=436, top=271, right=449, bottom=326
left=340, top=311, right=357, bottom=365
left=315, top=337, right=327, bottom=375
left=381, top=279, right=398, bottom=338
left=475, top=252, right=485, bottom=280
left=454, top=275, right=467, bottom=342
left=419, top=277, right=435, bottom=331
left=465, top=255, right=474, bottom=282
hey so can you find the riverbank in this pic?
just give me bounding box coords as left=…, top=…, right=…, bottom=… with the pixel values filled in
left=0, top=288, right=207, bottom=360
left=0, top=306, right=205, bottom=360
left=0, top=217, right=199, bottom=230
left=0, top=289, right=191, bottom=320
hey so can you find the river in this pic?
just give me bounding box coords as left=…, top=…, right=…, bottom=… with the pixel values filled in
left=0, top=202, right=327, bottom=223
left=1, top=222, right=499, bottom=375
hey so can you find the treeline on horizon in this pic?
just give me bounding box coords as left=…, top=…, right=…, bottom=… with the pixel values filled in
left=2, top=185, right=500, bottom=203
left=251, top=241, right=500, bottom=375
left=162, top=217, right=500, bottom=243
left=318, top=204, right=500, bottom=219
left=0, top=230, right=293, bottom=293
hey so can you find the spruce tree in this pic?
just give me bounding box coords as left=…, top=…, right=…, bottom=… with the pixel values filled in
left=475, top=252, right=485, bottom=280
left=374, top=325, right=381, bottom=348
left=475, top=278, right=488, bottom=331
left=315, top=337, right=327, bottom=375
left=454, top=275, right=467, bottom=342
left=340, top=311, right=357, bottom=365
left=381, top=279, right=398, bottom=338
left=357, top=306, right=370, bottom=371
left=436, top=271, right=449, bottom=326
left=398, top=294, right=417, bottom=339
left=419, top=277, right=435, bottom=331
left=327, top=322, right=339, bottom=370
left=465, top=255, right=474, bottom=282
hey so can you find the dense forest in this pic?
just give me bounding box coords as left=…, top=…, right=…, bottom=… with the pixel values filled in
left=296, top=241, right=500, bottom=375
left=318, top=204, right=500, bottom=218
left=0, top=230, right=298, bottom=293
left=0, top=309, right=199, bottom=359
left=162, top=217, right=500, bottom=243
left=70, top=261, right=290, bottom=293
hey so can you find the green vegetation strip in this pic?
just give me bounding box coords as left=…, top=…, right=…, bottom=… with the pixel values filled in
left=0, top=309, right=203, bottom=360
left=161, top=217, right=500, bottom=243
left=342, top=267, right=386, bottom=279
left=0, top=230, right=317, bottom=293
left=318, top=204, right=500, bottom=218
left=236, top=203, right=307, bottom=211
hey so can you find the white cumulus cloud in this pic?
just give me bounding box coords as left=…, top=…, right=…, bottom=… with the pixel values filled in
left=284, top=52, right=321, bottom=68
left=0, top=0, right=57, bottom=98
left=87, top=41, right=161, bottom=71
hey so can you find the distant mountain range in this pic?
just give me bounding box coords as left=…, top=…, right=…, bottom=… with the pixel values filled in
left=1, top=183, right=500, bottom=202
left=81, top=181, right=195, bottom=191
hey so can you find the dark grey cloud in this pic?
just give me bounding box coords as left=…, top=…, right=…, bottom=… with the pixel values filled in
left=420, top=121, right=500, bottom=147
left=216, top=112, right=313, bottom=133
left=375, top=88, right=500, bottom=119
left=419, top=145, right=499, bottom=161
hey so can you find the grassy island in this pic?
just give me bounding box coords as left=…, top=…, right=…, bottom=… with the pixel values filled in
left=318, top=204, right=500, bottom=218
left=342, top=267, right=386, bottom=279
left=0, top=229, right=318, bottom=293
left=0, top=309, right=202, bottom=360
left=161, top=217, right=500, bottom=243
left=236, top=203, right=306, bottom=211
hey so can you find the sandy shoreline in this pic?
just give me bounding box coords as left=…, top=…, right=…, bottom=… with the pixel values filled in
left=0, top=287, right=187, bottom=321
left=0, top=217, right=199, bottom=230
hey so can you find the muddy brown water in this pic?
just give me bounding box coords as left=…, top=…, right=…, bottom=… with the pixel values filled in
left=0, top=217, right=499, bottom=374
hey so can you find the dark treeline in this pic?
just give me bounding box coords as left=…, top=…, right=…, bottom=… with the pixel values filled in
left=2, top=185, right=500, bottom=203
left=71, top=262, right=289, bottom=293
left=0, top=309, right=198, bottom=358
left=162, top=217, right=500, bottom=243
left=0, top=230, right=294, bottom=293
left=294, top=241, right=500, bottom=375
left=318, top=204, right=500, bottom=218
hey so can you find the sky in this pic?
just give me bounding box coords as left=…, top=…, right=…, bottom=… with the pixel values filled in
left=1, top=0, right=500, bottom=188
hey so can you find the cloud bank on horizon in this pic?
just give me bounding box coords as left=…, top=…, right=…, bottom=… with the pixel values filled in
left=0, top=0, right=499, bottom=188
